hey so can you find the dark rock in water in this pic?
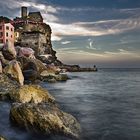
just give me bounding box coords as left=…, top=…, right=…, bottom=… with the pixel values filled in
left=9, top=85, right=55, bottom=104
left=55, top=74, right=69, bottom=81
left=10, top=103, right=81, bottom=139
left=40, top=71, right=68, bottom=82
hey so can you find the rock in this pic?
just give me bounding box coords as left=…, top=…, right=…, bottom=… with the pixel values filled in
left=17, top=47, right=35, bottom=59
left=17, top=56, right=47, bottom=81
left=0, top=51, right=9, bottom=67
left=4, top=60, right=24, bottom=86
left=2, top=41, right=16, bottom=60
left=0, top=135, right=7, bottom=140
left=37, top=54, right=56, bottom=64
left=23, top=69, right=38, bottom=82
left=0, top=61, right=2, bottom=73
left=9, top=85, right=55, bottom=104
left=0, top=74, right=18, bottom=101
left=10, top=103, right=81, bottom=139
left=40, top=71, right=68, bottom=82
left=55, top=74, right=68, bottom=81
left=18, top=56, right=47, bottom=74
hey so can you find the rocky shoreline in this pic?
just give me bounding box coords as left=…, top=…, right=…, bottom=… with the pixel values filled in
left=0, top=74, right=81, bottom=139
left=0, top=10, right=97, bottom=139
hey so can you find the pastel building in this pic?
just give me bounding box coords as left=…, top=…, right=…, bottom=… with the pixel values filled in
left=0, top=22, right=14, bottom=45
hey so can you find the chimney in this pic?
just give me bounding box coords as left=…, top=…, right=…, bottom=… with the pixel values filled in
left=21, top=7, right=27, bottom=19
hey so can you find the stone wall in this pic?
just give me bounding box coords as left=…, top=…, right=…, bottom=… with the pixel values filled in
left=21, top=32, right=46, bottom=56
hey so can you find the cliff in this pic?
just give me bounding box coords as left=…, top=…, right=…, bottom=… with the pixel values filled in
left=14, top=21, right=57, bottom=63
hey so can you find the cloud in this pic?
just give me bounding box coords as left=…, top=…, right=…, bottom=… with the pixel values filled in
left=86, top=39, right=97, bottom=50
left=49, top=16, right=140, bottom=41
left=104, top=49, right=140, bottom=57
left=1, top=0, right=140, bottom=41
left=61, top=41, right=71, bottom=45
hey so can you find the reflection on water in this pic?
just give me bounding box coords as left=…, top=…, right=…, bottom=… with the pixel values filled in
left=1, top=69, right=140, bottom=140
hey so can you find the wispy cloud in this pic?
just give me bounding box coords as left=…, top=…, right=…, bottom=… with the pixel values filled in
left=86, top=39, right=97, bottom=50
left=49, top=17, right=140, bottom=41
left=1, top=0, right=140, bottom=41
left=104, top=49, right=140, bottom=57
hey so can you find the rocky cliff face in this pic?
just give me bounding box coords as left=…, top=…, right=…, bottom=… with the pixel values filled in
left=14, top=22, right=56, bottom=62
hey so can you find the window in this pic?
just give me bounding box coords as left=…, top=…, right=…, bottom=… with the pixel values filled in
left=0, top=26, right=2, bottom=30
left=11, top=35, right=12, bottom=38
left=0, top=32, right=3, bottom=37
left=6, top=26, right=9, bottom=30
left=6, top=39, right=8, bottom=42
left=6, top=32, right=8, bottom=37
left=11, top=28, right=13, bottom=31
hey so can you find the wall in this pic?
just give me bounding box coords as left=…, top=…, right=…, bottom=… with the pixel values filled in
left=21, top=32, right=47, bottom=56
left=4, top=23, right=14, bottom=45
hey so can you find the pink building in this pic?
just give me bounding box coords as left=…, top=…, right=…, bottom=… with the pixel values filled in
left=0, top=22, right=14, bottom=45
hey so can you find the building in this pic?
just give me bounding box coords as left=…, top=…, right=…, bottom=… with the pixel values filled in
left=21, top=31, right=47, bottom=56
left=13, top=7, right=53, bottom=56
left=0, top=22, right=14, bottom=45
left=14, top=7, right=44, bottom=44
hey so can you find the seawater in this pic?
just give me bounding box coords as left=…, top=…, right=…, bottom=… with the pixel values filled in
left=0, top=69, right=140, bottom=140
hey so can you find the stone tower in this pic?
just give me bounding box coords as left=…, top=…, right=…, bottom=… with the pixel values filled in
left=21, top=7, right=27, bottom=19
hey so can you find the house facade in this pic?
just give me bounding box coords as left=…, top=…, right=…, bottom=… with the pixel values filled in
left=0, top=22, right=14, bottom=45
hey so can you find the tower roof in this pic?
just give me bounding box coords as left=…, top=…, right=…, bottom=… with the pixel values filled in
left=28, top=12, right=43, bottom=22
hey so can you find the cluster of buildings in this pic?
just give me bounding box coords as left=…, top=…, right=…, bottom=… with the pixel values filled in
left=0, top=7, right=54, bottom=57
left=0, top=6, right=43, bottom=46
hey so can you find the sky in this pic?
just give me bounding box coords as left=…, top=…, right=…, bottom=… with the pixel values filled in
left=0, top=0, right=140, bottom=68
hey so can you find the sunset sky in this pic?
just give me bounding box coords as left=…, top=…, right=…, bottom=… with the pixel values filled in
left=0, top=0, right=140, bottom=67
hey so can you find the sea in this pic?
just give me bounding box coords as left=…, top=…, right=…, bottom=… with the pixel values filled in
left=0, top=68, right=140, bottom=140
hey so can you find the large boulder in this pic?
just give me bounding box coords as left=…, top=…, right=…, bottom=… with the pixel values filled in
left=4, top=60, right=24, bottom=86
left=2, top=41, right=16, bottom=60
left=18, top=57, right=47, bottom=81
left=17, top=47, right=35, bottom=59
left=10, top=103, right=81, bottom=139
left=18, top=57, right=46, bottom=74
left=9, top=85, right=55, bottom=104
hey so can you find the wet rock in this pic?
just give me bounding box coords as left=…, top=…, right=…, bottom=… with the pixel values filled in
left=4, top=60, right=24, bottom=86
left=2, top=41, right=16, bottom=60
left=55, top=74, right=68, bottom=81
left=40, top=71, right=68, bottom=82
left=9, top=85, right=55, bottom=104
left=10, top=103, right=81, bottom=139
